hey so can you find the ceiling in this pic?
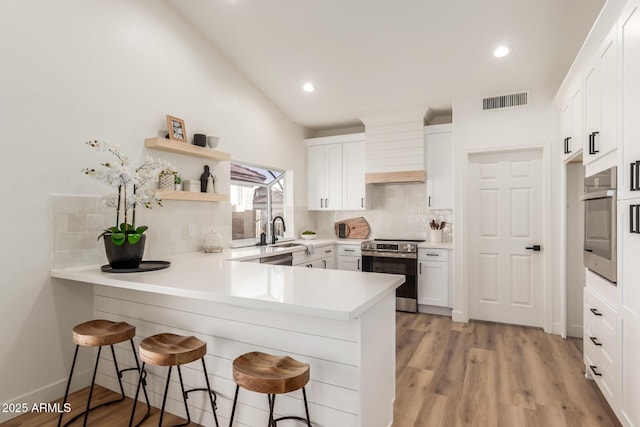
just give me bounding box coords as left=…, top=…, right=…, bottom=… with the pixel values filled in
left=170, top=0, right=604, bottom=131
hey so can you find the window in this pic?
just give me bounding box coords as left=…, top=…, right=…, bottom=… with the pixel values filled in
left=230, top=163, right=289, bottom=245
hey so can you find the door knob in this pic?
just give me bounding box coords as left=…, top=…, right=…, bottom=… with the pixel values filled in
left=526, top=245, right=541, bottom=251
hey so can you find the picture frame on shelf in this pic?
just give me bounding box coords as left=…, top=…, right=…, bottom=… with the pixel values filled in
left=166, top=115, right=187, bottom=142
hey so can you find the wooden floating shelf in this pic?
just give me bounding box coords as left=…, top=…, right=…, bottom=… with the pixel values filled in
left=145, top=137, right=231, bottom=161
left=157, top=190, right=230, bottom=203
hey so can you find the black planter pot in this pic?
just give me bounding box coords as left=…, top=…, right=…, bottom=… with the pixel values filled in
left=103, top=234, right=146, bottom=269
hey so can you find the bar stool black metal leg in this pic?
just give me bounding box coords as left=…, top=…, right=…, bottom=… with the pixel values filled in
left=268, top=394, right=276, bottom=427
left=302, top=387, right=311, bottom=426
left=129, top=362, right=146, bottom=427
left=58, top=345, right=79, bottom=427
left=229, top=385, right=240, bottom=427
left=201, top=358, right=220, bottom=427
left=82, top=346, right=103, bottom=427
left=129, top=338, right=150, bottom=423
left=158, top=365, right=172, bottom=427
left=175, top=366, right=191, bottom=427
left=109, top=344, right=127, bottom=400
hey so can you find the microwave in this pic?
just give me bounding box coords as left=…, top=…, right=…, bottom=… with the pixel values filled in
left=580, top=166, right=617, bottom=284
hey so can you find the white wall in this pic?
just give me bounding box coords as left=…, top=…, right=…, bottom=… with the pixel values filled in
left=0, top=0, right=305, bottom=419
left=451, top=85, right=562, bottom=332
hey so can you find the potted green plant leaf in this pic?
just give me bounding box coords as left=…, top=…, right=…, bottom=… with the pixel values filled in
left=82, top=140, right=173, bottom=268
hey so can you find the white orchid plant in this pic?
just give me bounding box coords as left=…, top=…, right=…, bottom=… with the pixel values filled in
left=82, top=140, right=174, bottom=246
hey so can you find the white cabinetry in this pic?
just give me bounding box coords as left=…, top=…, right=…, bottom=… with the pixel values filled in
left=425, top=125, right=453, bottom=210
left=293, top=245, right=335, bottom=269
left=583, top=284, right=617, bottom=407
left=307, top=143, right=343, bottom=210
left=619, top=5, right=640, bottom=425
left=560, top=85, right=583, bottom=161
left=306, top=133, right=366, bottom=211
left=619, top=198, right=640, bottom=427
left=343, top=140, right=367, bottom=210
left=583, top=26, right=618, bottom=165
left=337, top=245, right=362, bottom=271
left=417, top=249, right=450, bottom=307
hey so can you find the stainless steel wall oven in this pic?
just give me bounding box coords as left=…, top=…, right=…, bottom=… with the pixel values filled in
left=580, top=166, right=617, bottom=284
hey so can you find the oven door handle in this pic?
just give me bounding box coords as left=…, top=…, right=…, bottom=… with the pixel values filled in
left=579, top=189, right=616, bottom=201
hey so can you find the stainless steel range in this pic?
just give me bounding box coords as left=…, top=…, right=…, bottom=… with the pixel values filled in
left=361, top=239, right=423, bottom=312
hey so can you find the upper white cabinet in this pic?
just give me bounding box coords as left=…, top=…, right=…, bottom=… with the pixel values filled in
left=583, top=26, right=618, bottom=165
left=306, top=133, right=366, bottom=211
left=425, top=124, right=453, bottom=210
left=560, top=85, right=583, bottom=161
left=342, top=140, right=367, bottom=210
left=307, top=143, right=343, bottom=210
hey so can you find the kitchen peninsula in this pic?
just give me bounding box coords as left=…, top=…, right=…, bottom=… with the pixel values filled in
left=51, top=248, right=403, bottom=427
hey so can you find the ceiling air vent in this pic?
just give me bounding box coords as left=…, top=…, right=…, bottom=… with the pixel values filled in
left=482, top=92, right=528, bottom=110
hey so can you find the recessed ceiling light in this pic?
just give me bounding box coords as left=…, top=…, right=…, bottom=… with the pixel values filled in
left=494, top=46, right=511, bottom=58
left=302, top=83, right=315, bottom=92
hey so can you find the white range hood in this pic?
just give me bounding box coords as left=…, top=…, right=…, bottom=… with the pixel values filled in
left=360, top=109, right=427, bottom=184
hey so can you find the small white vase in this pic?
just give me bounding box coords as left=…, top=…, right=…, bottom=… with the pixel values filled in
left=175, top=183, right=183, bottom=191
left=430, top=229, right=443, bottom=243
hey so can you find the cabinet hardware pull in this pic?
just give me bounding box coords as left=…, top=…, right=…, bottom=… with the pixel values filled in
left=526, top=245, right=541, bottom=251
left=631, top=162, right=640, bottom=191
left=590, top=308, right=603, bottom=316
left=357, top=259, right=360, bottom=270
left=323, top=260, right=327, bottom=268
left=426, top=253, right=439, bottom=257
left=590, top=132, right=600, bottom=154
left=567, top=137, right=572, bottom=154
left=588, top=133, right=593, bottom=154
left=631, top=205, right=637, bottom=234
left=428, top=196, right=431, bottom=207
left=324, top=249, right=332, bottom=254
left=344, top=249, right=354, bottom=252
left=325, top=198, right=328, bottom=208
left=320, top=198, right=324, bottom=208
left=361, top=198, right=364, bottom=208
left=563, top=138, right=567, bottom=154
left=419, top=263, right=422, bottom=274
left=589, top=365, right=602, bottom=377
left=590, top=336, right=603, bottom=346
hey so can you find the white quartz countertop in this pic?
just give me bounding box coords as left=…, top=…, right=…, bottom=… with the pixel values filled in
left=417, top=241, right=453, bottom=250
left=51, top=251, right=404, bottom=322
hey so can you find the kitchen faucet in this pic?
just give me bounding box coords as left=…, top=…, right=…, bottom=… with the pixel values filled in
left=271, top=216, right=285, bottom=244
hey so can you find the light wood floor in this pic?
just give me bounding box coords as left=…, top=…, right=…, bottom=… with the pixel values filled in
left=2, top=313, right=621, bottom=427
left=393, top=312, right=621, bottom=427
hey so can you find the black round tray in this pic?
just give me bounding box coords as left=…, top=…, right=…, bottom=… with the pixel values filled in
left=100, top=260, right=170, bottom=273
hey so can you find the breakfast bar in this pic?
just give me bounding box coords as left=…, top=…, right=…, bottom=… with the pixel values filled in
left=51, top=251, right=404, bottom=427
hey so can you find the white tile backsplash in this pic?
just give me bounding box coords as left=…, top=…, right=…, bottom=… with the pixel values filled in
left=311, top=183, right=453, bottom=242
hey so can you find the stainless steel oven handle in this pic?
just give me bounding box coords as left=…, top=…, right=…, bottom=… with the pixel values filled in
left=361, top=251, right=417, bottom=259
left=580, top=189, right=616, bottom=201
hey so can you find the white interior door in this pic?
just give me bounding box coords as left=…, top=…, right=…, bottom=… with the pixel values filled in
left=468, top=149, right=544, bottom=327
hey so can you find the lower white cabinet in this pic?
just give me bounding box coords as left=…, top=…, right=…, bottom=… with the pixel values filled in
left=293, top=245, right=335, bottom=269
left=336, top=245, right=362, bottom=271
left=417, top=248, right=450, bottom=307
left=583, top=285, right=617, bottom=408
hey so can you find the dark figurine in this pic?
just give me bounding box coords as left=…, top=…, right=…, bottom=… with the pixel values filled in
left=200, top=165, right=212, bottom=192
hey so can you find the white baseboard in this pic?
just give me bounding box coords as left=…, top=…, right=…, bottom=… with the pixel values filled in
left=418, top=305, right=453, bottom=317
left=451, top=309, right=467, bottom=323
left=0, top=369, right=92, bottom=424
left=567, top=324, right=584, bottom=338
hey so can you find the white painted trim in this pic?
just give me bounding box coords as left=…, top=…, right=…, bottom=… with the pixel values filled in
left=560, top=162, right=568, bottom=339
left=305, top=132, right=365, bottom=146
left=423, top=123, right=453, bottom=135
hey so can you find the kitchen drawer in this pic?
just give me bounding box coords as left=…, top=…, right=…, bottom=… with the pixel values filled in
left=418, top=248, right=448, bottom=262
left=337, top=245, right=361, bottom=257
left=584, top=320, right=616, bottom=381
left=584, top=287, right=617, bottom=338
left=293, top=250, right=323, bottom=265
left=584, top=347, right=616, bottom=409
left=320, top=246, right=335, bottom=258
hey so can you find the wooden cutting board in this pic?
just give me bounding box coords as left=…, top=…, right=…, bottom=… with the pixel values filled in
left=335, top=217, right=370, bottom=239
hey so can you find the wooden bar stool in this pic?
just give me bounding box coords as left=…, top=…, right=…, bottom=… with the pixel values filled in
left=229, top=351, right=311, bottom=426
left=58, top=319, right=150, bottom=427
left=129, top=333, right=220, bottom=427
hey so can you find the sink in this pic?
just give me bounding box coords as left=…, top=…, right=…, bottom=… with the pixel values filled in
left=269, top=242, right=303, bottom=248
